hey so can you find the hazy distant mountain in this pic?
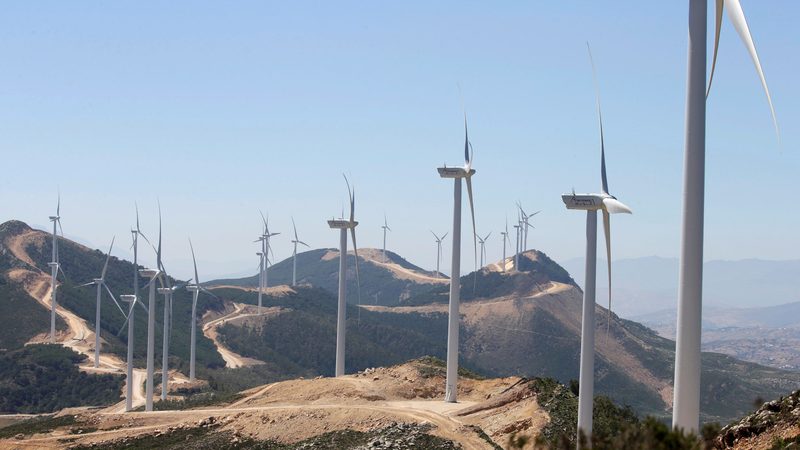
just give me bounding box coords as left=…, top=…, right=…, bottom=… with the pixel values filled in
left=562, top=256, right=800, bottom=317
left=633, top=302, right=800, bottom=371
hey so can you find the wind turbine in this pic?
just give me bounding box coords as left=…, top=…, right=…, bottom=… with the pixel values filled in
left=517, top=203, right=540, bottom=252
left=79, top=237, right=127, bottom=368
left=437, top=112, right=478, bottom=403
left=500, top=220, right=509, bottom=272
left=381, top=215, right=391, bottom=262
left=118, top=293, right=147, bottom=412
left=326, top=175, right=361, bottom=377
left=477, top=232, right=491, bottom=268
left=255, top=212, right=279, bottom=314
left=673, top=0, right=778, bottom=433
left=430, top=231, right=447, bottom=279
left=512, top=219, right=521, bottom=272
left=290, top=218, right=309, bottom=287
left=561, top=45, right=632, bottom=441
left=139, top=203, right=166, bottom=412
left=47, top=194, right=63, bottom=343
left=186, top=240, right=216, bottom=382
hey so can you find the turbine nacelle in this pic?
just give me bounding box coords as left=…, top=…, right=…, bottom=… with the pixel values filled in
left=327, top=219, right=358, bottom=229
left=138, top=268, right=159, bottom=278
left=561, top=193, right=631, bottom=214
left=437, top=167, right=475, bottom=179
left=120, top=295, right=137, bottom=303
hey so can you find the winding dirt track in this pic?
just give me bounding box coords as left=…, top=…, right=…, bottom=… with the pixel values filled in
left=202, top=302, right=265, bottom=369
left=4, top=231, right=148, bottom=412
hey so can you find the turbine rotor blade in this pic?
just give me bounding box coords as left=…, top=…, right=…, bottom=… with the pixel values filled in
left=465, top=176, right=478, bottom=289
left=100, top=236, right=115, bottom=280
left=725, top=0, right=780, bottom=140
left=708, top=0, right=725, bottom=97
left=587, top=43, right=610, bottom=195
left=350, top=227, right=361, bottom=307
left=190, top=238, right=200, bottom=286
left=103, top=283, right=127, bottom=318
left=602, top=210, right=613, bottom=341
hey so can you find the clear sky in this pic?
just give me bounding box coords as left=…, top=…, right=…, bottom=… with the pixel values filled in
left=1, top=1, right=797, bottom=281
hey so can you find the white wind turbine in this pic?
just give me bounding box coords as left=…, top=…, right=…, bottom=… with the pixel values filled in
left=138, top=203, right=166, bottom=412
left=512, top=218, right=521, bottom=272
left=116, top=206, right=151, bottom=412
left=517, top=202, right=540, bottom=252
left=326, top=175, right=361, bottom=377
left=561, top=45, right=632, bottom=441
left=437, top=113, right=478, bottom=403
left=79, top=237, right=127, bottom=368
left=500, top=220, right=509, bottom=272
left=186, top=240, right=216, bottom=382
left=47, top=194, right=64, bottom=343
left=673, top=0, right=779, bottom=433
left=477, top=232, right=491, bottom=268
left=430, top=231, right=448, bottom=279
left=290, top=217, right=309, bottom=287
left=381, top=215, right=391, bottom=262
left=255, top=212, right=279, bottom=314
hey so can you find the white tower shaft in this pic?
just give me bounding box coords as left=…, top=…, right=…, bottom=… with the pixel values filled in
left=145, top=279, right=156, bottom=412
left=445, top=178, right=462, bottom=403
left=335, top=228, right=348, bottom=377
left=94, top=283, right=102, bottom=367
left=577, top=210, right=598, bottom=441
left=673, top=0, right=707, bottom=433
left=161, top=292, right=170, bottom=400
left=190, top=291, right=198, bottom=381
left=125, top=303, right=135, bottom=412
left=50, top=222, right=57, bottom=343
left=292, top=245, right=298, bottom=286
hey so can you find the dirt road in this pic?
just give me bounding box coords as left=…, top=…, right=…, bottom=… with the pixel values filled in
left=202, top=302, right=265, bottom=369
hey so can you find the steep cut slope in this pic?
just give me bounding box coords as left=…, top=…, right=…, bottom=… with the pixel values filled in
left=208, top=248, right=447, bottom=306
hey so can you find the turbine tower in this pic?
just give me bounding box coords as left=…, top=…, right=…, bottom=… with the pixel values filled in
left=141, top=203, right=166, bottom=412
left=186, top=239, right=216, bottom=382
left=79, top=237, right=127, bottom=368
left=47, top=194, right=63, bottom=343
left=430, top=231, right=447, bottom=279
left=673, top=0, right=778, bottom=433
left=513, top=219, right=521, bottom=272
left=561, top=45, right=632, bottom=441
left=381, top=215, right=391, bottom=262
left=290, top=218, right=309, bottom=286
left=500, top=220, right=509, bottom=272
left=326, top=175, right=361, bottom=377
left=118, top=293, right=147, bottom=412
left=255, top=212, right=279, bottom=314
left=437, top=113, right=477, bottom=403
left=477, top=232, right=491, bottom=268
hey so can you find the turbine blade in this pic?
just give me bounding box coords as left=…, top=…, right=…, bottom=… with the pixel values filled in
left=602, top=210, right=613, bottom=341
left=103, top=283, right=127, bottom=318
left=463, top=113, right=470, bottom=166
left=430, top=230, right=439, bottom=241
left=587, top=43, right=609, bottom=195
left=190, top=238, right=200, bottom=286
left=707, top=0, right=725, bottom=97
left=78, top=281, right=95, bottom=288
left=100, top=236, right=115, bottom=280
left=725, top=0, right=780, bottom=140
left=465, top=176, right=478, bottom=290
left=57, top=191, right=60, bottom=217
left=350, top=227, right=362, bottom=307
left=602, top=197, right=633, bottom=215
left=442, top=232, right=448, bottom=240
left=298, top=240, right=310, bottom=248
left=292, top=217, right=299, bottom=241
left=157, top=201, right=162, bottom=268
left=116, top=302, right=135, bottom=337
left=135, top=202, right=140, bottom=231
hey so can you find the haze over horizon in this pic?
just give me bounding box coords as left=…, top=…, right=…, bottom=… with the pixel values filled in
left=1, top=1, right=798, bottom=283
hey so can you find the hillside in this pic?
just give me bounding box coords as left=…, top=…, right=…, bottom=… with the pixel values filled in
left=3, top=219, right=800, bottom=426
left=208, top=247, right=448, bottom=306
left=210, top=251, right=800, bottom=424
left=0, top=358, right=640, bottom=449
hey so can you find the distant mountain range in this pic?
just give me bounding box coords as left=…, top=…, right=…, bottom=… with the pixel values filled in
left=562, top=256, right=800, bottom=317
left=2, top=219, right=800, bottom=424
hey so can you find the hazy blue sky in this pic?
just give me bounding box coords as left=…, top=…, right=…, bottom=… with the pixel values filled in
left=1, top=1, right=797, bottom=280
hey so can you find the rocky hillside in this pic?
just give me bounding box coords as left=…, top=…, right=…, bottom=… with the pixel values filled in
left=715, top=389, right=800, bottom=449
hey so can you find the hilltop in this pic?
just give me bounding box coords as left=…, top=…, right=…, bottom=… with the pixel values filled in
left=0, top=357, right=638, bottom=449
